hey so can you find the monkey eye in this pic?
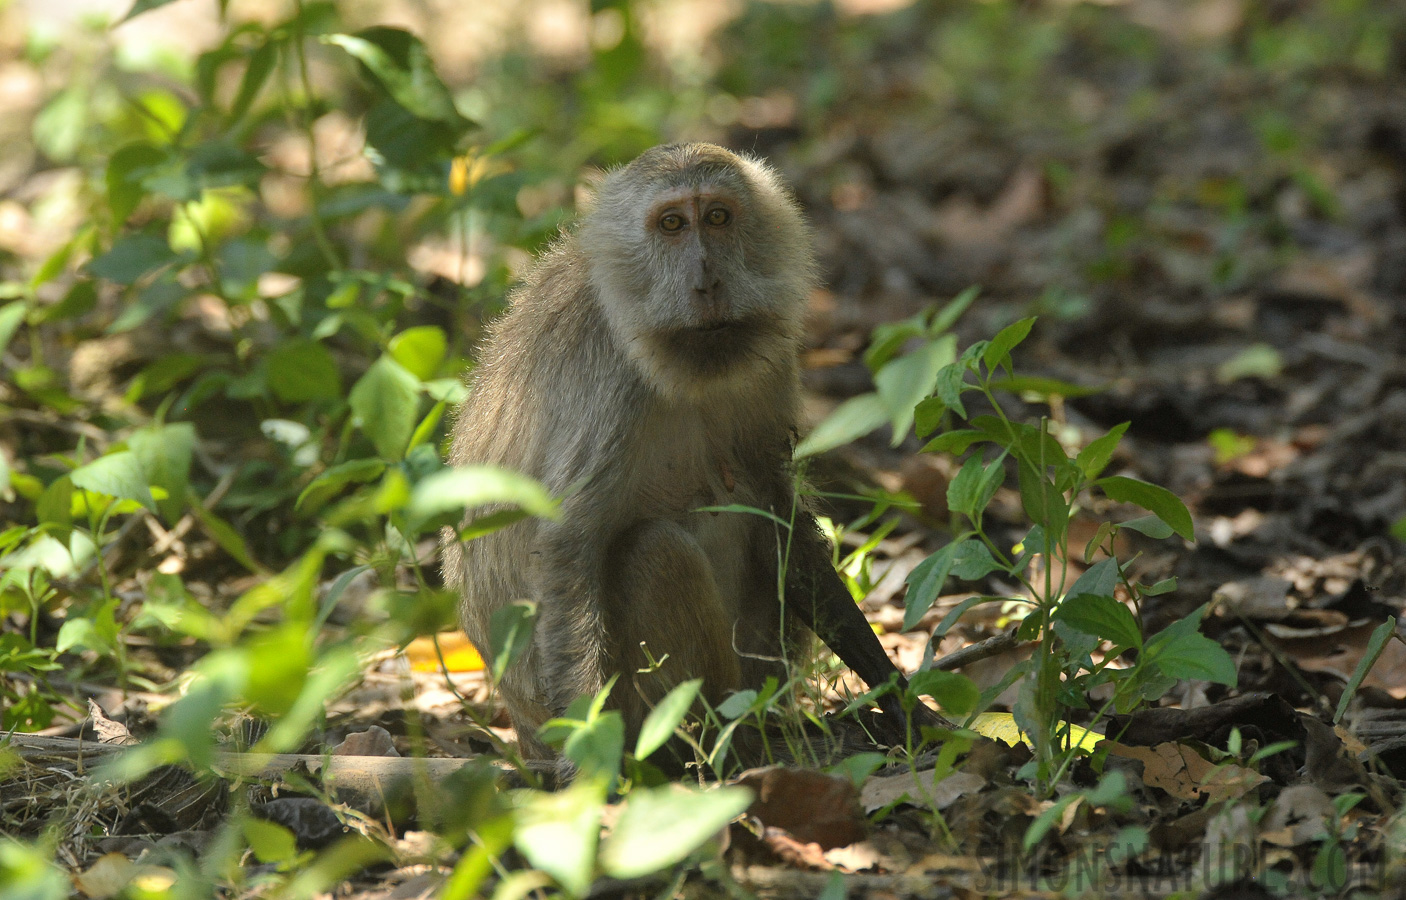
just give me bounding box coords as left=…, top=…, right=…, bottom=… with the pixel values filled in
left=705, top=207, right=731, bottom=227
left=658, top=213, right=686, bottom=233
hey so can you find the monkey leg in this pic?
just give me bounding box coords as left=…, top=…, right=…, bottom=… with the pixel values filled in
left=606, top=519, right=742, bottom=743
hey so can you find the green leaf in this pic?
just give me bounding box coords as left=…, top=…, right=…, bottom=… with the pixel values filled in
left=488, top=600, right=537, bottom=683
left=0, top=301, right=25, bottom=356
left=1097, top=476, right=1194, bottom=542
left=106, top=142, right=167, bottom=223
left=1117, top=515, right=1173, bottom=539
left=906, top=670, right=980, bottom=718
left=244, top=819, right=299, bottom=865
left=946, top=453, right=1005, bottom=522
left=407, top=400, right=446, bottom=452
left=1017, top=460, right=1068, bottom=541
left=913, top=397, right=948, bottom=439
left=297, top=459, right=386, bottom=513
left=322, top=29, right=467, bottom=124
left=794, top=392, right=887, bottom=459
left=1065, top=557, right=1119, bottom=601
left=1075, top=422, right=1128, bottom=481
left=1054, top=594, right=1142, bottom=651
left=120, top=0, right=182, bottom=23
left=71, top=451, right=156, bottom=511
left=903, top=539, right=975, bottom=632
left=229, top=39, right=278, bottom=122
left=1143, top=606, right=1236, bottom=686
left=1334, top=617, right=1396, bottom=724
left=599, top=784, right=753, bottom=880
left=88, top=234, right=180, bottom=285
left=873, top=335, right=955, bottom=446
left=350, top=355, right=421, bottom=460
left=950, top=540, right=1002, bottom=581
left=389, top=325, right=448, bottom=381
left=982, top=316, right=1036, bottom=373
left=129, top=422, right=195, bottom=521
left=931, top=285, right=981, bottom=334
left=191, top=504, right=265, bottom=573
left=933, top=361, right=970, bottom=420
left=513, top=778, right=606, bottom=897
left=408, top=464, right=558, bottom=527
left=267, top=340, right=342, bottom=403
left=920, top=428, right=985, bottom=455
left=562, top=708, right=625, bottom=780
left=636, top=678, right=702, bottom=760
left=1216, top=342, right=1282, bottom=383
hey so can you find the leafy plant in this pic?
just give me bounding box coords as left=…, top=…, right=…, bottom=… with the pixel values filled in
left=805, top=294, right=1236, bottom=795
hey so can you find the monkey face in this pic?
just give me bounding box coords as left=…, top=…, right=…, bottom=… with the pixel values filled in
left=580, top=143, right=818, bottom=399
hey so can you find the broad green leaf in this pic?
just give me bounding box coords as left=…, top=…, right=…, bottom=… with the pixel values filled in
left=0, top=301, right=25, bottom=356
left=920, top=428, right=985, bottom=455
left=513, top=778, right=606, bottom=897
left=636, top=678, right=702, bottom=760
left=1117, top=515, right=1174, bottom=539
left=322, top=29, right=466, bottom=124
left=982, top=316, right=1036, bottom=373
left=873, top=334, right=955, bottom=446
left=599, top=784, right=753, bottom=880
left=408, top=465, right=558, bottom=526
left=906, top=669, right=980, bottom=718
left=106, top=142, right=167, bottom=223
left=244, top=820, right=298, bottom=865
left=947, top=453, right=1006, bottom=522
left=488, top=600, right=537, bottom=683
left=1065, top=557, right=1120, bottom=602
left=389, top=325, right=448, bottom=381
left=913, top=397, right=948, bottom=439
left=71, top=451, right=155, bottom=511
left=1017, top=461, right=1068, bottom=541
left=88, top=234, right=180, bottom=285
left=241, top=624, right=312, bottom=718
left=1097, top=476, right=1194, bottom=542
left=297, top=458, right=387, bottom=512
left=950, top=540, right=1002, bottom=581
left=267, top=339, right=342, bottom=403
left=562, top=708, right=625, bottom=779
left=794, top=392, right=887, bottom=459
left=903, top=539, right=971, bottom=632
left=1076, top=422, right=1128, bottom=481
left=933, top=361, right=970, bottom=420
left=1143, top=606, right=1236, bottom=686
left=130, top=422, right=195, bottom=521
left=350, top=355, right=421, bottom=460
left=1054, top=594, right=1142, bottom=651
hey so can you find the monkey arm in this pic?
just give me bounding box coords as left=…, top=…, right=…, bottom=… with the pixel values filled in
left=530, top=518, right=615, bottom=715
left=784, top=520, right=955, bottom=740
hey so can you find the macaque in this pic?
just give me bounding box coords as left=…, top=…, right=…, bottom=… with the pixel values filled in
left=442, top=142, right=944, bottom=760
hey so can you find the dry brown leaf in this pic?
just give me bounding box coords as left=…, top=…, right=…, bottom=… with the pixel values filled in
left=860, top=769, right=985, bottom=813
left=1105, top=741, right=1266, bottom=803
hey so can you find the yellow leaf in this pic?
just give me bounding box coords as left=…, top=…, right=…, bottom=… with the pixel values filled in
left=969, top=712, right=1101, bottom=753
left=405, top=631, right=485, bottom=673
